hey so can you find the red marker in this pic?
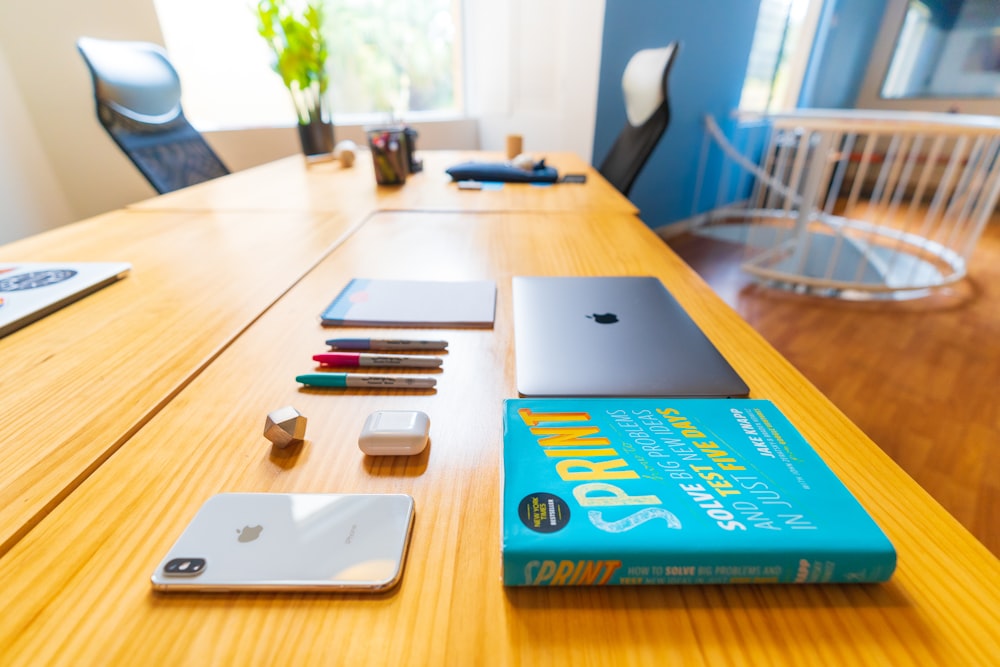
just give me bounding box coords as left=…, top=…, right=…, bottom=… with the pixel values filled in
left=313, top=352, right=443, bottom=369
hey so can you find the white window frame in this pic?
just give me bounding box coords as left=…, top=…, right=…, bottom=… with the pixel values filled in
left=858, top=0, right=1000, bottom=114
left=739, top=0, right=824, bottom=113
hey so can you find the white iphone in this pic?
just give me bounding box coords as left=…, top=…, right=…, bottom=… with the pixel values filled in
left=151, top=493, right=414, bottom=592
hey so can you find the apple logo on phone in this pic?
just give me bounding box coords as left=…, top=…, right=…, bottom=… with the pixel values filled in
left=587, top=312, right=619, bottom=324
left=236, top=525, right=263, bottom=542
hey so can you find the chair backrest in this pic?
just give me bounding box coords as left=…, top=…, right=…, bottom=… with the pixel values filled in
left=598, top=42, right=679, bottom=197
left=76, top=37, right=230, bottom=194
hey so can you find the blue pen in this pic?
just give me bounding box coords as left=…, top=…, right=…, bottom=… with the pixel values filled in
left=296, top=373, right=437, bottom=389
left=325, top=338, right=448, bottom=351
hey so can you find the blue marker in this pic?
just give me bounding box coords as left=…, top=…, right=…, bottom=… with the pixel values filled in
left=325, top=338, right=448, bottom=351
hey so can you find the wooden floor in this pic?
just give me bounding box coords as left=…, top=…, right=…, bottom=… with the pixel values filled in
left=665, top=214, right=1000, bottom=557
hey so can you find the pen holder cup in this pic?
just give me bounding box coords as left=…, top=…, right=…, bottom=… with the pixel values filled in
left=366, top=127, right=409, bottom=185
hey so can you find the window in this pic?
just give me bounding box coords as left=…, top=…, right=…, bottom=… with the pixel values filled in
left=739, top=0, right=820, bottom=112
left=882, top=2, right=933, bottom=97
left=152, top=0, right=462, bottom=130
left=881, top=0, right=1000, bottom=99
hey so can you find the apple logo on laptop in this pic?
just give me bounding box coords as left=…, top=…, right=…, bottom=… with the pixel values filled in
left=236, top=525, right=263, bottom=542
left=587, top=312, right=619, bottom=324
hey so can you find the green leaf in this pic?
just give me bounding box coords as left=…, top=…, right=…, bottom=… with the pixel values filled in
left=254, top=0, right=330, bottom=120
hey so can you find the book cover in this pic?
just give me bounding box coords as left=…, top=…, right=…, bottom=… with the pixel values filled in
left=502, top=398, right=896, bottom=585
left=320, top=278, right=496, bottom=328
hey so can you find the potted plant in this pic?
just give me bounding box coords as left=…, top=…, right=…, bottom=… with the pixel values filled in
left=256, top=0, right=334, bottom=156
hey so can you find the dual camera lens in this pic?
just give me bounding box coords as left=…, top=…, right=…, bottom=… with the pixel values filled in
left=163, top=557, right=206, bottom=576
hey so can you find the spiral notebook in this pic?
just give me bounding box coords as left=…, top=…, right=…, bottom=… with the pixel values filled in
left=320, top=278, right=497, bottom=328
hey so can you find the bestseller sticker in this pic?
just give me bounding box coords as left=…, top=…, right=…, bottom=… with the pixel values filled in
left=518, top=492, right=570, bottom=534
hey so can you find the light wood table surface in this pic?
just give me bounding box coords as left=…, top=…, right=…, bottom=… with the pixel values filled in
left=1, top=210, right=996, bottom=666
left=128, top=150, right=638, bottom=215
left=0, top=207, right=365, bottom=556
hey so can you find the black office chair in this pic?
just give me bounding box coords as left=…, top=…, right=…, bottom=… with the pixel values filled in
left=77, top=36, right=230, bottom=194
left=598, top=42, right=679, bottom=197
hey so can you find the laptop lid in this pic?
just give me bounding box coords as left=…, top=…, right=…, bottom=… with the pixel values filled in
left=0, top=262, right=132, bottom=338
left=512, top=276, right=749, bottom=397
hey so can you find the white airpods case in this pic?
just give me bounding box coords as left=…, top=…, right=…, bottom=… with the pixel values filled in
left=359, top=410, right=430, bottom=456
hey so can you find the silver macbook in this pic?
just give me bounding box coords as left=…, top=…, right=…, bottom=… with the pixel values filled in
left=512, top=276, right=749, bottom=397
left=0, top=262, right=131, bottom=338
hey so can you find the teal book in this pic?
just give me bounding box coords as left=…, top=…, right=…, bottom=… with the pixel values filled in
left=502, top=398, right=896, bottom=585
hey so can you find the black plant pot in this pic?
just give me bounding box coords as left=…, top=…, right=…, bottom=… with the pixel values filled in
left=298, top=118, right=335, bottom=157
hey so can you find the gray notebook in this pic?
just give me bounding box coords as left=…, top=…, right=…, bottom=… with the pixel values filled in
left=512, top=276, right=749, bottom=397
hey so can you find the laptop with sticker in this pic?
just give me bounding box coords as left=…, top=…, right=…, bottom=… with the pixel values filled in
left=0, top=262, right=131, bottom=338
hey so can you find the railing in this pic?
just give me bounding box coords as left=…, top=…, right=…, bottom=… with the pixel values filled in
left=689, top=109, right=1000, bottom=299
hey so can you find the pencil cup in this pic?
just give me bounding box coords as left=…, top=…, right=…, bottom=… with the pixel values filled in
left=366, top=127, right=409, bottom=185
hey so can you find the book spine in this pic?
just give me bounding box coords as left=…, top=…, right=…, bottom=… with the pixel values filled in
left=502, top=550, right=897, bottom=585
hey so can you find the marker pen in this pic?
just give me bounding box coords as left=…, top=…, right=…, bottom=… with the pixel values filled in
left=296, top=373, right=437, bottom=389
left=325, top=338, right=449, bottom=351
left=313, top=352, right=443, bottom=368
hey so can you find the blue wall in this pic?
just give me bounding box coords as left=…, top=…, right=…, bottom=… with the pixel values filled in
left=593, top=0, right=894, bottom=228
left=798, top=0, right=889, bottom=109
left=593, top=0, right=762, bottom=227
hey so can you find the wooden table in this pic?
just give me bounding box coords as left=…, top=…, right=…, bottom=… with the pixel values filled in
left=0, top=207, right=365, bottom=556
left=1, top=210, right=996, bottom=665
left=128, top=150, right=638, bottom=215
left=0, top=151, right=627, bottom=559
